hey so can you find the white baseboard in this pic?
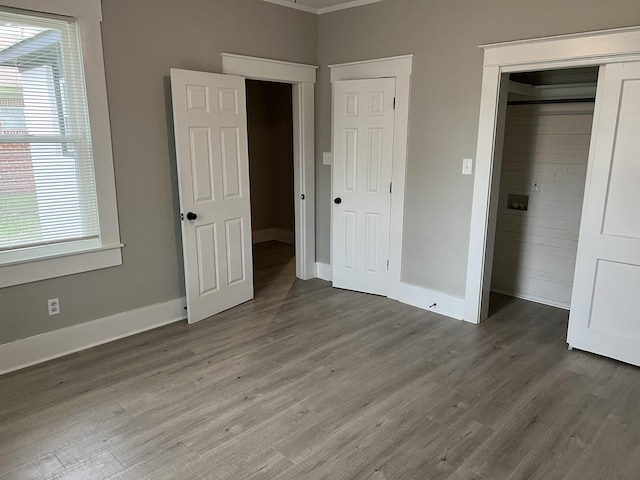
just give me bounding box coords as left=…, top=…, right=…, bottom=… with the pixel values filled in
left=398, top=282, right=465, bottom=321
left=253, top=228, right=294, bottom=245
left=490, top=288, right=570, bottom=311
left=315, top=262, right=463, bottom=320
left=315, top=262, right=332, bottom=281
left=0, top=298, right=186, bottom=376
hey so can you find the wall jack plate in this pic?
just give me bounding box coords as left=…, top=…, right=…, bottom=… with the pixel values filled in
left=531, top=179, right=541, bottom=192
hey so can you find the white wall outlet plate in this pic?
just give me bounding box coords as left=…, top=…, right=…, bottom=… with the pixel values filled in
left=323, top=152, right=333, bottom=165
left=531, top=179, right=541, bottom=192
left=48, top=298, right=60, bottom=316
left=462, top=158, right=473, bottom=175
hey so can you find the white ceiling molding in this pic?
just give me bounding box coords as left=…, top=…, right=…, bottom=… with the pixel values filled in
left=261, top=0, right=317, bottom=14
left=261, top=0, right=383, bottom=15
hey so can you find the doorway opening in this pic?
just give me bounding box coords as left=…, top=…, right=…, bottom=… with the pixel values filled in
left=487, top=67, right=598, bottom=315
left=245, top=80, right=296, bottom=294
left=221, top=53, right=316, bottom=282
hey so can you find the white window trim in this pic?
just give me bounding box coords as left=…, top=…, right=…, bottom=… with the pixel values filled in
left=0, top=0, right=122, bottom=288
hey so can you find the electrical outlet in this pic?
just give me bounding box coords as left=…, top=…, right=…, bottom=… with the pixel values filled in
left=48, top=298, right=60, bottom=316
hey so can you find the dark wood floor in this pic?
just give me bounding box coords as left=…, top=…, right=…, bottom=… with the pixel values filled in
left=2, top=241, right=640, bottom=479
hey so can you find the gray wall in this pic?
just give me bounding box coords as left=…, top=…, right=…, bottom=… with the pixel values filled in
left=246, top=80, right=295, bottom=234
left=316, top=0, right=640, bottom=297
left=4, top=0, right=640, bottom=346
left=0, top=0, right=316, bottom=345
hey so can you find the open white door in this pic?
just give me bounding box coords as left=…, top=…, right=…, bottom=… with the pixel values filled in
left=170, top=69, right=253, bottom=324
left=332, top=78, right=395, bottom=296
left=568, top=62, right=640, bottom=366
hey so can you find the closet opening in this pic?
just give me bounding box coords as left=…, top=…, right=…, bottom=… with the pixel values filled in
left=487, top=67, right=599, bottom=315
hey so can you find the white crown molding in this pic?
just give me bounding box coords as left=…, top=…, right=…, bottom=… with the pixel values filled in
left=261, top=0, right=317, bottom=14
left=318, top=0, right=383, bottom=14
left=261, top=0, right=383, bottom=15
left=0, top=298, right=186, bottom=375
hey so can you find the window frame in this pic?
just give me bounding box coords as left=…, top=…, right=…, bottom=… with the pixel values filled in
left=0, top=0, right=122, bottom=288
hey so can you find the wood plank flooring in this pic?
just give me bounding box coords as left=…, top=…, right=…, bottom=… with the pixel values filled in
left=2, top=241, right=640, bottom=479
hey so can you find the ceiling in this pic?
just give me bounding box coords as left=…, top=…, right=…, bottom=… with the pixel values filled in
left=262, top=0, right=382, bottom=15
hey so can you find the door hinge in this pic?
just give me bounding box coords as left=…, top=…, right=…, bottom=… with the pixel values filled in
left=386, top=260, right=390, bottom=270
left=393, top=97, right=396, bottom=110
left=389, top=182, right=392, bottom=194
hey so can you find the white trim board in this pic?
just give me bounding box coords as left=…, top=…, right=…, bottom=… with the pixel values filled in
left=222, top=53, right=317, bottom=281
left=315, top=262, right=463, bottom=320
left=330, top=54, right=413, bottom=301
left=0, top=298, right=186, bottom=376
left=221, top=54, right=317, bottom=84
left=316, top=262, right=332, bottom=281
left=261, top=0, right=383, bottom=15
left=464, top=25, right=640, bottom=325
left=398, top=283, right=464, bottom=321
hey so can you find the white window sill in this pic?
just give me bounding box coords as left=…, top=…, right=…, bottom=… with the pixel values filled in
left=0, top=243, right=123, bottom=288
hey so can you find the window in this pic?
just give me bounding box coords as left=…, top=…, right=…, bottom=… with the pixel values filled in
left=0, top=2, right=121, bottom=288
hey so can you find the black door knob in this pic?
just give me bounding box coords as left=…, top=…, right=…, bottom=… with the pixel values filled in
left=186, top=212, right=198, bottom=221
left=334, top=197, right=342, bottom=205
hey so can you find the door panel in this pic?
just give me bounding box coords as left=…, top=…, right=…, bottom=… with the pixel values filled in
left=171, top=69, right=253, bottom=324
left=332, top=78, right=395, bottom=295
left=568, top=62, right=640, bottom=366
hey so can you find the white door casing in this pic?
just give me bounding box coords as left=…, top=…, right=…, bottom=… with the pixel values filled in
left=332, top=78, right=396, bottom=295
left=221, top=54, right=317, bottom=281
left=465, top=26, right=640, bottom=325
left=567, top=62, right=640, bottom=367
left=171, top=69, right=253, bottom=324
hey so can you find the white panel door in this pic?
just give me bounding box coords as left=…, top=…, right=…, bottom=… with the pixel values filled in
left=332, top=78, right=395, bottom=295
left=171, top=69, right=253, bottom=324
left=568, top=62, right=640, bottom=366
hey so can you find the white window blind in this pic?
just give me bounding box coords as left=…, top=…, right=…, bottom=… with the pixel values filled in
left=0, top=9, right=98, bottom=252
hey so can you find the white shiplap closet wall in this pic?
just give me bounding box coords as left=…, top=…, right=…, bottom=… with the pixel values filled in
left=491, top=103, right=594, bottom=309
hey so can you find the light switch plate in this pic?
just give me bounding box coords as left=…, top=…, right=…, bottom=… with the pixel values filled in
left=323, top=152, right=333, bottom=165
left=462, top=158, right=473, bottom=175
